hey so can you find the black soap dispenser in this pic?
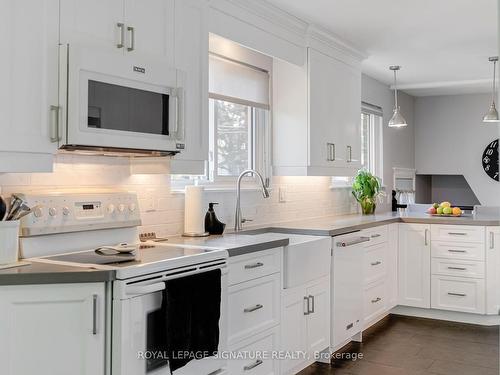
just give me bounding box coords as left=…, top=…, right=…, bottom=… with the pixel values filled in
left=205, top=202, right=226, bottom=235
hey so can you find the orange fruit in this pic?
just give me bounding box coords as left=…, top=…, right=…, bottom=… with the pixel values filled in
left=452, top=207, right=462, bottom=216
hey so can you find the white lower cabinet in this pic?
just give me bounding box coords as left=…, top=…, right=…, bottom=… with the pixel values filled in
left=486, top=226, right=500, bottom=314
left=280, top=276, right=330, bottom=375
left=0, top=283, right=106, bottom=375
left=228, top=327, right=280, bottom=375
left=431, top=275, right=485, bottom=314
left=398, top=223, right=431, bottom=308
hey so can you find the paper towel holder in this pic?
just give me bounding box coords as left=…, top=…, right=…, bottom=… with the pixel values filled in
left=182, top=231, right=209, bottom=237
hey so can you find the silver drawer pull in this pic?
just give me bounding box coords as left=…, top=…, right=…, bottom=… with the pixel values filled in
left=116, top=23, right=125, bottom=48
left=303, top=296, right=310, bottom=316
left=337, top=236, right=370, bottom=247
left=244, top=304, right=263, bottom=313
left=448, top=232, right=467, bottom=236
left=371, top=261, right=382, bottom=266
left=244, top=359, right=263, bottom=371
left=371, top=297, right=382, bottom=303
left=244, top=262, right=264, bottom=269
left=92, top=294, right=98, bottom=335
left=371, top=234, right=381, bottom=238
left=447, top=292, right=466, bottom=297
left=448, top=249, right=466, bottom=253
left=447, top=266, right=467, bottom=271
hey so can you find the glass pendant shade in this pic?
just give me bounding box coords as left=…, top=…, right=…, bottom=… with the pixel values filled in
left=483, top=57, right=500, bottom=123
left=388, top=66, right=407, bottom=128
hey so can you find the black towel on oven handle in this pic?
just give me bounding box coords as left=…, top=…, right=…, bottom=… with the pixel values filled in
left=162, top=268, right=222, bottom=373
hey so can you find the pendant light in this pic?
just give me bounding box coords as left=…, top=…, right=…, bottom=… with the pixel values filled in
left=483, top=56, right=500, bottom=123
left=388, top=65, right=408, bottom=128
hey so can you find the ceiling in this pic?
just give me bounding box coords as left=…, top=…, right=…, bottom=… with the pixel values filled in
left=265, top=0, right=498, bottom=96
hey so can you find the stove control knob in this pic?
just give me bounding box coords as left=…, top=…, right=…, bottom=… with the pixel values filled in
left=129, top=203, right=136, bottom=212
left=62, top=206, right=70, bottom=216
left=33, top=207, right=44, bottom=218
left=118, top=204, right=126, bottom=213
left=48, top=207, right=57, bottom=217
left=107, top=204, right=115, bottom=214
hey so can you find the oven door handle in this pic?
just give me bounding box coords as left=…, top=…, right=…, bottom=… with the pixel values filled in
left=125, top=282, right=166, bottom=296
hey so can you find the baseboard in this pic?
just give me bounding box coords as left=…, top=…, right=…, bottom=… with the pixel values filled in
left=390, top=306, right=500, bottom=326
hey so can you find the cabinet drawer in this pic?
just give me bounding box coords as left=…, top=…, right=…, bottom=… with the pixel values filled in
left=362, top=225, right=388, bottom=247
left=364, top=280, right=387, bottom=323
left=229, top=248, right=281, bottom=286
left=431, top=258, right=485, bottom=278
left=364, top=243, right=387, bottom=285
left=431, top=241, right=485, bottom=261
left=228, top=273, right=280, bottom=344
left=431, top=225, right=485, bottom=243
left=228, top=328, right=279, bottom=375
left=431, top=275, right=485, bottom=314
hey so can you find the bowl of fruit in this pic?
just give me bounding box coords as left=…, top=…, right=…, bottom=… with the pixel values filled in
left=427, top=202, right=462, bottom=217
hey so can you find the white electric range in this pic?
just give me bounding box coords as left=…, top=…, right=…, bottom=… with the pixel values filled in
left=18, top=191, right=228, bottom=375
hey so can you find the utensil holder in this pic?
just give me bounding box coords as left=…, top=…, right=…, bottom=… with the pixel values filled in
left=0, top=220, right=20, bottom=264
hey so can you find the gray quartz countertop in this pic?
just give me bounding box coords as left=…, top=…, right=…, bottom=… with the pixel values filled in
left=0, top=261, right=114, bottom=286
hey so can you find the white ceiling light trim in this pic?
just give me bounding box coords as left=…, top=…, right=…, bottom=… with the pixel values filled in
left=483, top=56, right=500, bottom=123
left=388, top=66, right=408, bottom=128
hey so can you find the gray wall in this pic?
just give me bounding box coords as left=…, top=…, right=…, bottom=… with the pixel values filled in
left=415, top=94, right=500, bottom=206
left=361, top=74, right=416, bottom=210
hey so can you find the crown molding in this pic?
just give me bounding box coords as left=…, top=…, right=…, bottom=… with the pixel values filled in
left=307, top=24, right=367, bottom=62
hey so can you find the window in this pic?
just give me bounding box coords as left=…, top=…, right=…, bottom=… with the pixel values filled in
left=361, top=103, right=383, bottom=179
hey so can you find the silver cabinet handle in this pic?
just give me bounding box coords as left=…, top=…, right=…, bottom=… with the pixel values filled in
left=308, top=295, right=315, bottom=314
left=371, top=297, right=382, bottom=303
left=371, top=234, right=381, bottom=238
left=346, top=145, right=352, bottom=163
left=243, top=359, right=263, bottom=371
left=243, top=304, right=263, bottom=313
left=447, top=266, right=466, bottom=271
left=448, top=292, right=466, bottom=297
left=448, top=249, right=466, bottom=253
left=92, top=294, right=98, bottom=335
left=327, top=143, right=335, bottom=161
left=303, top=296, right=309, bottom=316
left=448, top=232, right=466, bottom=236
left=424, top=229, right=429, bottom=246
left=49, top=105, right=60, bottom=142
left=127, top=26, right=135, bottom=51
left=336, top=236, right=370, bottom=247
left=371, top=261, right=382, bottom=266
left=244, top=262, right=263, bottom=269
left=116, top=23, right=125, bottom=48
left=490, top=232, right=495, bottom=250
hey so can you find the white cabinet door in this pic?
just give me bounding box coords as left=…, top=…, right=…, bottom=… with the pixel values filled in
left=398, top=223, right=431, bottom=308
left=0, top=283, right=106, bottom=375
left=486, top=226, right=500, bottom=315
left=306, top=276, right=330, bottom=354
left=60, top=0, right=124, bottom=50
left=124, top=0, right=174, bottom=64
left=170, top=0, right=209, bottom=174
left=308, top=48, right=361, bottom=170
left=280, top=286, right=308, bottom=375
left=387, top=223, right=399, bottom=308
left=0, top=0, right=59, bottom=171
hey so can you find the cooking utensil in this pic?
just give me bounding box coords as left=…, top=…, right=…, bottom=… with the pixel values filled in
left=0, top=196, right=7, bottom=221
left=12, top=203, right=33, bottom=221
left=6, top=195, right=22, bottom=221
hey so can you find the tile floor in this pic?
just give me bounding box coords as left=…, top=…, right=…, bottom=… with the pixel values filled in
left=298, top=315, right=499, bottom=375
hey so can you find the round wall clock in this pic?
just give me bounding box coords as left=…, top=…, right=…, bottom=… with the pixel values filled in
left=482, top=139, right=499, bottom=181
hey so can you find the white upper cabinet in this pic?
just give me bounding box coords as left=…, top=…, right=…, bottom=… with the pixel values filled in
left=273, top=45, right=362, bottom=176
left=60, top=0, right=174, bottom=63
left=0, top=0, right=60, bottom=172
left=170, top=0, right=209, bottom=175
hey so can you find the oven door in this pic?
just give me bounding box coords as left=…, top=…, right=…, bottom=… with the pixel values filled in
left=112, top=270, right=227, bottom=375
left=59, top=44, right=185, bottom=153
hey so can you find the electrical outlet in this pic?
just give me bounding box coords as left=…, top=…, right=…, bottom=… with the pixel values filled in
left=279, top=186, right=287, bottom=203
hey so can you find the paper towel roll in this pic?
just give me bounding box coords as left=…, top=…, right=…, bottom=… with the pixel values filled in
left=184, top=185, right=207, bottom=236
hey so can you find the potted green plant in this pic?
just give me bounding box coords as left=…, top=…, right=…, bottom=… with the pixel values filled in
left=352, top=170, right=383, bottom=215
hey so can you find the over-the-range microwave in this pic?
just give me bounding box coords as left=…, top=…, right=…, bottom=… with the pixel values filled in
left=53, top=44, right=185, bottom=156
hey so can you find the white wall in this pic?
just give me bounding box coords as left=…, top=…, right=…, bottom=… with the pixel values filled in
left=0, top=155, right=357, bottom=238
left=361, top=74, right=416, bottom=209
left=415, top=94, right=500, bottom=206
